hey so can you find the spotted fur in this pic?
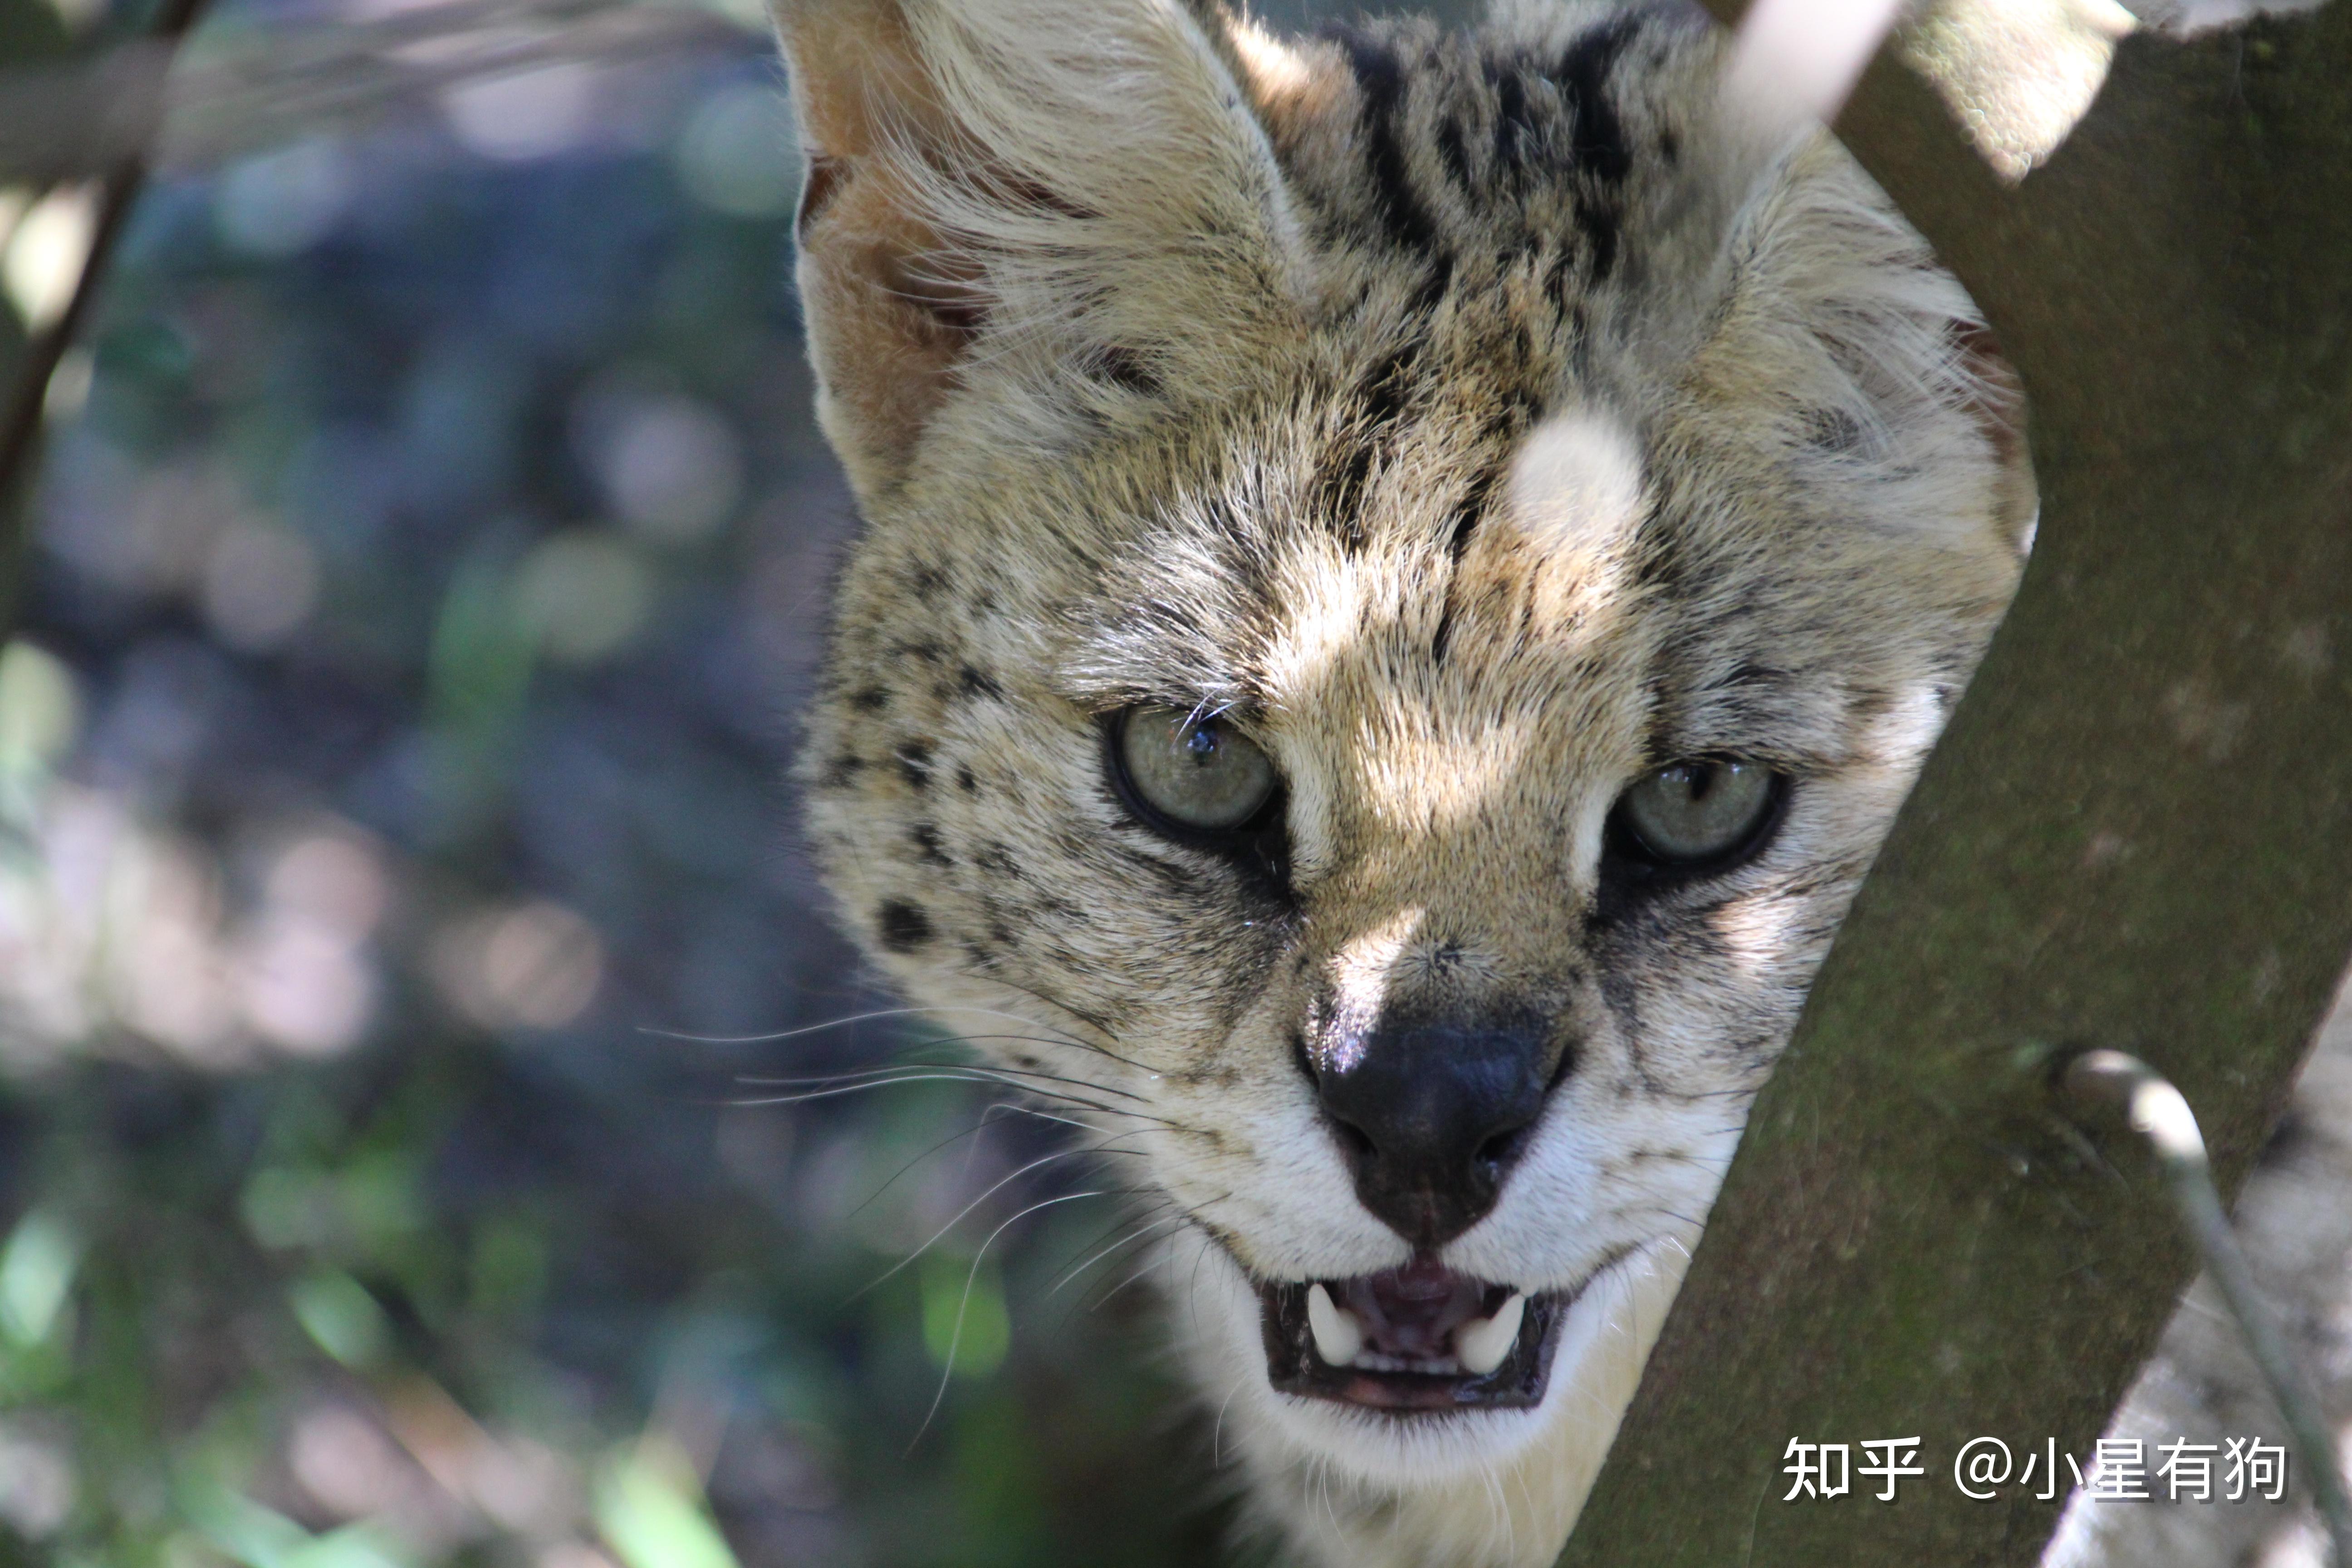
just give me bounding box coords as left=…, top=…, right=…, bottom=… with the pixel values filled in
left=773, top=1, right=2037, bottom=1562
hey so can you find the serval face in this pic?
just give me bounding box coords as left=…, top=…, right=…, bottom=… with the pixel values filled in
left=775, top=0, right=2028, bottom=1561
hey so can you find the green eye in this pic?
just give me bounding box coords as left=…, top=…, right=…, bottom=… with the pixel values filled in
left=1115, top=706, right=1278, bottom=832
left=1614, top=760, right=1780, bottom=866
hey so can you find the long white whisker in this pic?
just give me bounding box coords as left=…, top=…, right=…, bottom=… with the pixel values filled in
left=638, top=1003, right=1095, bottom=1049
left=1049, top=1209, right=1186, bottom=1298
left=737, top=1049, right=1157, bottom=1106
left=724, top=1070, right=1166, bottom=1125
left=906, top=1188, right=1108, bottom=1451
left=851, top=1131, right=1159, bottom=1302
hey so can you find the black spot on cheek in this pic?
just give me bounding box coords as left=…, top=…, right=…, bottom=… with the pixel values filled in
left=911, top=823, right=953, bottom=866
left=849, top=686, right=891, bottom=713
left=958, top=666, right=1003, bottom=701
left=956, top=766, right=979, bottom=794
left=896, top=742, right=933, bottom=789
left=877, top=900, right=933, bottom=953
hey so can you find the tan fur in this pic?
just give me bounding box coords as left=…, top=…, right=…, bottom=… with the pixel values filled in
left=771, top=1, right=2053, bottom=1562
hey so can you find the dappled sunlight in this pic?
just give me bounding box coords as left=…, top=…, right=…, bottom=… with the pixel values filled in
left=1, top=184, right=98, bottom=334
left=0, top=641, right=397, bottom=1067
left=1726, top=0, right=2128, bottom=182
left=1900, top=0, right=2134, bottom=181
left=1319, top=906, right=1432, bottom=1066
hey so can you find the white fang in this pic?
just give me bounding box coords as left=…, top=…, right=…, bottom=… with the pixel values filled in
left=1305, top=1283, right=1364, bottom=1367
left=1453, top=1292, right=1526, bottom=1377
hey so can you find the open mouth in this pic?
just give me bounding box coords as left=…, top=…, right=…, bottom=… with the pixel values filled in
left=1257, top=1254, right=1563, bottom=1411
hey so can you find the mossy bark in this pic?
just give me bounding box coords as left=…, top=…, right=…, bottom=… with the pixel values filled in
left=1558, top=5, right=2352, bottom=1563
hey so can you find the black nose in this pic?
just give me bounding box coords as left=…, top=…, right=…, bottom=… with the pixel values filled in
left=1308, top=1017, right=1559, bottom=1249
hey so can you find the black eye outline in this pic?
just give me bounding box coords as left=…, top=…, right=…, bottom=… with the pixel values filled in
left=1102, top=706, right=1291, bottom=888
left=1600, top=757, right=1790, bottom=892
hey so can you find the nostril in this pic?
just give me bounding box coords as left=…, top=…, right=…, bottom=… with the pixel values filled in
left=1474, top=1122, right=1533, bottom=1175
left=1330, top=1117, right=1376, bottom=1165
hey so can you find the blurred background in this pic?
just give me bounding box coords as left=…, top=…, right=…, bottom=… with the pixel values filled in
left=0, top=1, right=1476, bottom=1565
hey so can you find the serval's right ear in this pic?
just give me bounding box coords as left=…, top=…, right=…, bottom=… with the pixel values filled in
left=773, top=0, right=965, bottom=504
left=772, top=0, right=1308, bottom=504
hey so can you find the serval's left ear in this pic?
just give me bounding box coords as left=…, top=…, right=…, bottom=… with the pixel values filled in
left=772, top=0, right=1309, bottom=503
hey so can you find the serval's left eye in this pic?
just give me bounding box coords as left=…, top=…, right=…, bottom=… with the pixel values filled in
left=1112, top=706, right=1279, bottom=833
left=1612, top=760, right=1783, bottom=868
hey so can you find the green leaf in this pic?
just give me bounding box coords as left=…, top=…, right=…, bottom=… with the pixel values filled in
left=593, top=1437, right=740, bottom=1568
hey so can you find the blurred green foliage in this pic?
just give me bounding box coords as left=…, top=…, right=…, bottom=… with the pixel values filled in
left=0, top=0, right=1303, bottom=1562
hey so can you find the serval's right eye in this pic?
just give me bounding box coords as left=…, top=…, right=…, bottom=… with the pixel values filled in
left=1112, top=705, right=1279, bottom=834
left=1610, top=759, right=1784, bottom=871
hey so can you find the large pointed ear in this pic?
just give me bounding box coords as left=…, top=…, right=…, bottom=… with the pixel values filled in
left=1729, top=135, right=2038, bottom=557
left=772, top=0, right=1308, bottom=502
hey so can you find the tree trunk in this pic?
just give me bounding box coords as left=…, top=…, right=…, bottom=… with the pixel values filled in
left=1558, top=4, right=2352, bottom=1563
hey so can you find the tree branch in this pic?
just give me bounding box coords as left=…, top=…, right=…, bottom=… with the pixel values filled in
left=0, top=0, right=212, bottom=629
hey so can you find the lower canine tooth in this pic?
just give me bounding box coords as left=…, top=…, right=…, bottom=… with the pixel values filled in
left=1454, top=1291, right=1526, bottom=1377
left=1305, top=1283, right=1365, bottom=1367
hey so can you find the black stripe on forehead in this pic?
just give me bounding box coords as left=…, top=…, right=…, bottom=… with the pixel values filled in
left=1553, top=14, right=1640, bottom=187
left=1310, top=250, right=1458, bottom=549
left=1315, top=341, right=1418, bottom=548
left=1325, top=26, right=1443, bottom=256
left=1490, top=59, right=1538, bottom=179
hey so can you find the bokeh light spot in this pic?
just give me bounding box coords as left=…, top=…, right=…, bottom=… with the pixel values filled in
left=513, top=531, right=653, bottom=666
left=431, top=900, right=605, bottom=1031
left=0, top=1210, right=81, bottom=1348
left=575, top=387, right=745, bottom=545
left=593, top=1436, right=740, bottom=1568
left=0, top=641, right=80, bottom=779
left=289, top=1270, right=392, bottom=1369
left=3, top=185, right=97, bottom=334
left=216, top=140, right=354, bottom=259
left=0, top=1424, right=74, bottom=1540
left=288, top=1405, right=412, bottom=1522
left=675, top=84, right=800, bottom=219
left=920, top=1251, right=1011, bottom=1379
left=442, top=62, right=603, bottom=163
left=202, top=523, right=322, bottom=652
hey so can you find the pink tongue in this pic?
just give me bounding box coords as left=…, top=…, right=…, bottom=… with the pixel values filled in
left=1335, top=1257, right=1486, bottom=1359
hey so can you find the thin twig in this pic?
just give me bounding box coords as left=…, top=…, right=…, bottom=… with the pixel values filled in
left=0, top=0, right=217, bottom=578
left=2063, top=1049, right=2352, bottom=1567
